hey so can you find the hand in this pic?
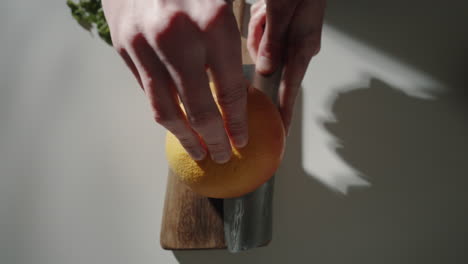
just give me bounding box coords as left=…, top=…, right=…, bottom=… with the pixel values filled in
left=102, top=0, right=247, bottom=163
left=247, top=0, right=326, bottom=133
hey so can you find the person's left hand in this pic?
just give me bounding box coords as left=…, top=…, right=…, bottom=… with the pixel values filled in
left=102, top=0, right=248, bottom=164
left=247, top=0, right=326, bottom=133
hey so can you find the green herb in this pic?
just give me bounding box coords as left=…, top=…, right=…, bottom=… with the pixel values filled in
left=67, top=0, right=112, bottom=45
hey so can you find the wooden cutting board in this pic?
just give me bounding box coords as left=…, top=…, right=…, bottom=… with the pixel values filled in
left=160, top=0, right=253, bottom=250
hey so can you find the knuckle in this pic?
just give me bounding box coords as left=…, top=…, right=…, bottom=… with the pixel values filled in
left=299, top=33, right=320, bottom=56
left=213, top=1, right=229, bottom=15
left=177, top=135, right=198, bottom=149
left=153, top=112, right=182, bottom=128
left=218, top=86, right=247, bottom=136
left=117, top=22, right=142, bottom=45
left=153, top=113, right=169, bottom=125
left=262, top=39, right=282, bottom=58
left=171, top=130, right=202, bottom=155
left=188, top=111, right=220, bottom=131
left=116, top=46, right=127, bottom=56
left=128, top=32, right=147, bottom=48
left=302, top=36, right=321, bottom=57
left=312, top=43, right=321, bottom=56
left=250, top=3, right=256, bottom=13
left=217, top=84, right=247, bottom=110
left=166, top=9, right=186, bottom=22
left=205, top=140, right=229, bottom=155
left=289, top=34, right=321, bottom=59
left=227, top=118, right=247, bottom=136
left=152, top=11, right=189, bottom=45
left=142, top=75, right=156, bottom=91
left=296, top=52, right=313, bottom=69
left=152, top=26, right=169, bottom=46
left=200, top=2, right=229, bottom=31
left=107, top=23, right=123, bottom=46
left=251, top=1, right=263, bottom=12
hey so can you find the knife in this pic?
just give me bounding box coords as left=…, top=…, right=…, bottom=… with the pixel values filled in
left=223, top=0, right=283, bottom=253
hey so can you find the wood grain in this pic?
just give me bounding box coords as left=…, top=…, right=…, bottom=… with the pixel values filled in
left=160, top=170, right=225, bottom=249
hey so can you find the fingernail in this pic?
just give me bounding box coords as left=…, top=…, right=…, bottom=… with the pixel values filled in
left=257, top=55, right=274, bottom=74
left=234, top=134, right=248, bottom=148
left=191, top=148, right=207, bottom=161
left=212, top=151, right=232, bottom=164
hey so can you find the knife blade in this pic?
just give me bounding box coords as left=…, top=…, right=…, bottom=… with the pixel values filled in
left=223, top=61, right=283, bottom=253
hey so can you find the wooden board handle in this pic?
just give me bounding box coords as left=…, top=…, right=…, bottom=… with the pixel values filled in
left=160, top=170, right=225, bottom=249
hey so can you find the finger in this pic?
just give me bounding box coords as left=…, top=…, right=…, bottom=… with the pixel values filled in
left=280, top=42, right=322, bottom=136
left=206, top=6, right=248, bottom=148
left=117, top=48, right=143, bottom=89
left=279, top=0, right=325, bottom=134
left=278, top=64, right=301, bottom=135
left=256, top=0, right=297, bottom=74
left=279, top=44, right=312, bottom=134
left=247, top=3, right=266, bottom=61
left=250, top=0, right=265, bottom=15
left=152, top=14, right=232, bottom=164
left=128, top=33, right=207, bottom=160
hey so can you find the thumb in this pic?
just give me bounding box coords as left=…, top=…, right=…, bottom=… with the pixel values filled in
left=256, top=1, right=296, bottom=74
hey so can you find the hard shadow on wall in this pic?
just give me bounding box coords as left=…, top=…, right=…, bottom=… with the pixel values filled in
left=173, top=0, right=468, bottom=262
left=325, top=0, right=468, bottom=90
left=173, top=78, right=468, bottom=263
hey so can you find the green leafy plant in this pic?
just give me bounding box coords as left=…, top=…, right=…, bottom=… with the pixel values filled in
left=67, top=0, right=112, bottom=45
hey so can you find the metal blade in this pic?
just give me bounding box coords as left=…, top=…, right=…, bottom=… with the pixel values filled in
left=224, top=176, right=275, bottom=252
left=223, top=64, right=282, bottom=253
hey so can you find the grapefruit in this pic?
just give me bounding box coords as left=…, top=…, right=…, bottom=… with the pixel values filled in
left=165, top=83, right=285, bottom=198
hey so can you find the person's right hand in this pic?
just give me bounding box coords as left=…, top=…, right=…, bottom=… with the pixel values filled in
left=247, top=0, right=325, bottom=133
left=102, top=0, right=247, bottom=164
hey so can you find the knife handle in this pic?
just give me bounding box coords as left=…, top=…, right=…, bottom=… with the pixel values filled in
left=233, top=0, right=283, bottom=106
left=253, top=66, right=283, bottom=108
left=233, top=0, right=254, bottom=65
